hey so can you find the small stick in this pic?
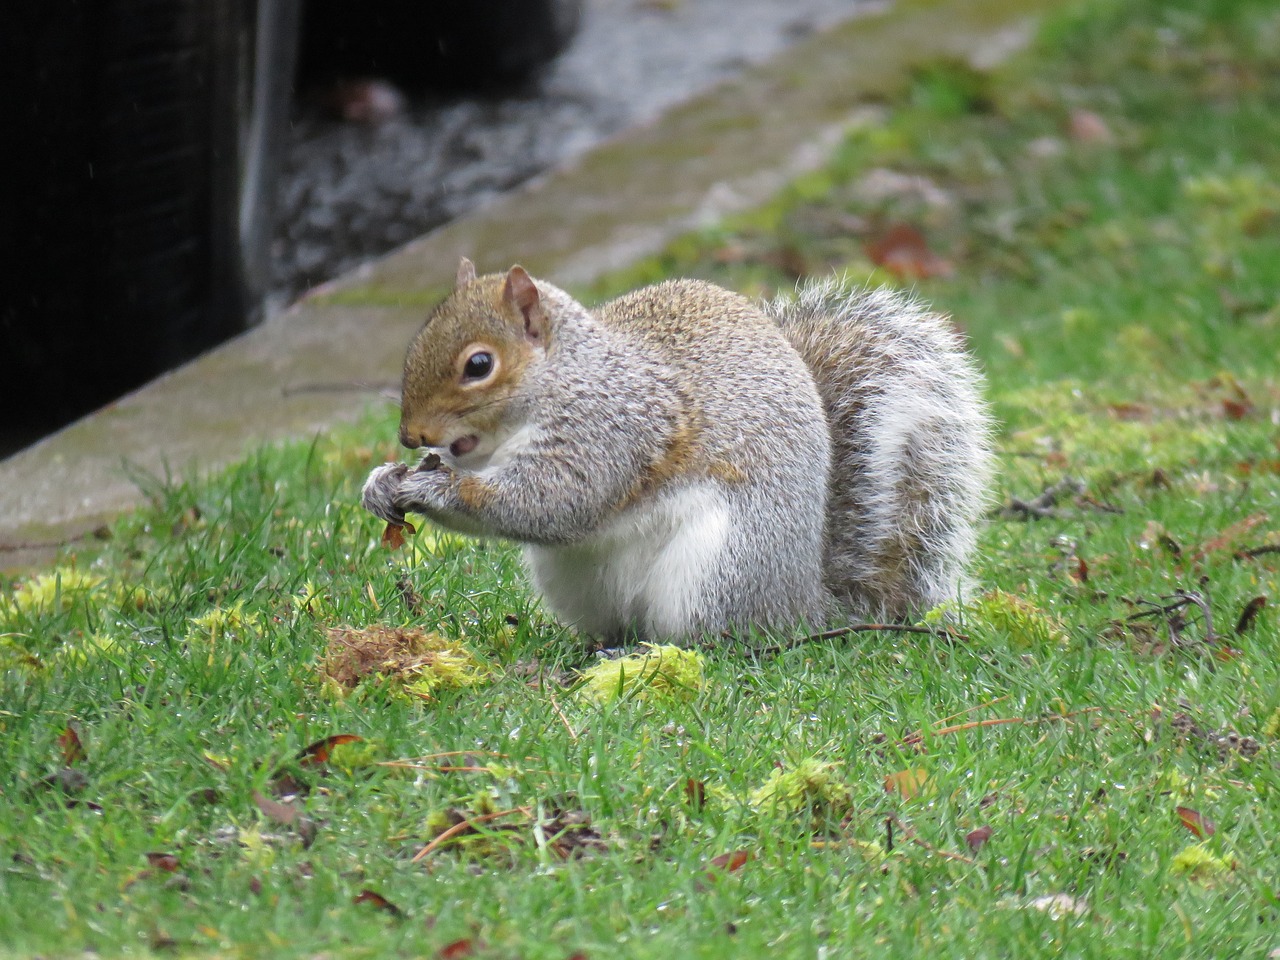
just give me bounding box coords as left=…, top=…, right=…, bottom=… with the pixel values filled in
left=999, top=476, right=1085, bottom=520
left=548, top=691, right=581, bottom=743
left=1234, top=544, right=1280, bottom=560
left=901, top=716, right=1026, bottom=746
left=900, top=707, right=1102, bottom=749
left=1172, top=589, right=1216, bottom=642
left=914, top=696, right=1010, bottom=733
left=410, top=806, right=531, bottom=863
left=753, top=623, right=969, bottom=658
left=885, top=814, right=976, bottom=866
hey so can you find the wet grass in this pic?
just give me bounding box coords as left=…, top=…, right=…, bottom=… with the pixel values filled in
left=3, top=0, right=1280, bottom=956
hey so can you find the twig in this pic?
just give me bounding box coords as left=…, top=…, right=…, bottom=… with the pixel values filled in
left=752, top=623, right=969, bottom=658
left=410, top=806, right=531, bottom=863
left=1189, top=512, right=1267, bottom=560
left=929, top=696, right=1011, bottom=729
left=885, top=814, right=976, bottom=866
left=1128, top=587, right=1218, bottom=648
left=1172, top=589, right=1216, bottom=643
left=999, top=476, right=1085, bottom=520
left=899, top=707, right=1101, bottom=749
left=548, top=691, right=581, bottom=743
left=901, top=717, right=1026, bottom=747
left=1234, top=544, right=1280, bottom=560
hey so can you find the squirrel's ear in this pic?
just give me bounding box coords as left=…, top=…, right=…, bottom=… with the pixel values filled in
left=455, top=257, right=477, bottom=288
left=503, top=265, right=548, bottom=344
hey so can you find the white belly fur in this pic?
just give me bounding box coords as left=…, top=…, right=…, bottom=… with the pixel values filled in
left=525, top=481, right=731, bottom=638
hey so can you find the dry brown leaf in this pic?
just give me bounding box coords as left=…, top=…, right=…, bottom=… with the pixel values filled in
left=1176, top=806, right=1216, bottom=839
left=865, top=223, right=953, bottom=280
left=1234, top=596, right=1267, bottom=635
left=709, top=850, right=753, bottom=873
left=144, top=852, right=181, bottom=873
left=58, top=725, right=86, bottom=766
left=884, top=768, right=930, bottom=800
left=1067, top=109, right=1113, bottom=144
left=297, top=734, right=363, bottom=767
left=965, top=826, right=993, bottom=852
left=439, top=939, right=477, bottom=959
left=684, top=778, right=707, bottom=811
left=353, top=888, right=404, bottom=917
left=252, top=790, right=298, bottom=826
left=381, top=520, right=416, bottom=550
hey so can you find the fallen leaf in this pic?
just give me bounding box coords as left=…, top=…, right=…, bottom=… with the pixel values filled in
left=1222, top=398, right=1252, bottom=420
left=708, top=850, right=753, bottom=873
left=145, top=852, right=181, bottom=872
left=252, top=790, right=298, bottom=826
left=1071, top=555, right=1089, bottom=583
left=965, top=825, right=993, bottom=852
left=1176, top=806, right=1216, bottom=839
left=1234, top=596, right=1267, bottom=636
left=252, top=789, right=318, bottom=846
left=684, top=778, right=707, bottom=811
left=297, top=734, right=364, bottom=767
left=1067, top=108, right=1112, bottom=144
left=58, top=725, right=86, bottom=766
left=865, top=223, right=953, bottom=280
left=381, top=520, right=416, bottom=550
left=439, top=939, right=476, bottom=959
left=700, top=850, right=755, bottom=888
left=353, top=889, right=403, bottom=918
left=884, top=769, right=930, bottom=800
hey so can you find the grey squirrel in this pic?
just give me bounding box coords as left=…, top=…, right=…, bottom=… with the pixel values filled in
left=362, top=259, right=993, bottom=642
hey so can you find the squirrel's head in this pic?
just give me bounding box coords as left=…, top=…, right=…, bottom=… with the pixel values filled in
left=398, top=259, right=549, bottom=466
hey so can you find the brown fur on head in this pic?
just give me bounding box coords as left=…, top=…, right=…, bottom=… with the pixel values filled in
left=398, top=261, right=548, bottom=458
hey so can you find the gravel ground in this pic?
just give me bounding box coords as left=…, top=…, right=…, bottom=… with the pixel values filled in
left=273, top=0, right=876, bottom=301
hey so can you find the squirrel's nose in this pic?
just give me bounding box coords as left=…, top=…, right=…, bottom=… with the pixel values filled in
left=400, top=424, right=443, bottom=449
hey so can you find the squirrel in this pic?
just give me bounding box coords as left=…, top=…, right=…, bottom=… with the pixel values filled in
left=362, top=258, right=993, bottom=643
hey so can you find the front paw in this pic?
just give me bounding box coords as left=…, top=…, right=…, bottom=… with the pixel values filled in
left=361, top=462, right=410, bottom=524
left=391, top=459, right=453, bottom=515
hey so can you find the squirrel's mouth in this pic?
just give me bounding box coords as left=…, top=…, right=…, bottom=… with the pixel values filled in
left=449, top=435, right=479, bottom=458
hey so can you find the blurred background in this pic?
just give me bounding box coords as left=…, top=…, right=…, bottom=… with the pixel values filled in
left=1, top=0, right=865, bottom=455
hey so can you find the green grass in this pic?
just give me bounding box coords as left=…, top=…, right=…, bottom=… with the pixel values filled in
left=3, top=0, right=1280, bottom=956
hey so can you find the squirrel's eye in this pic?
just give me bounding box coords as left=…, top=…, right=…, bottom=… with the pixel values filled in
left=462, top=351, right=494, bottom=381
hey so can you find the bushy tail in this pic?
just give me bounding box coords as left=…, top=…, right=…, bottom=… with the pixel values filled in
left=767, top=277, right=994, bottom=620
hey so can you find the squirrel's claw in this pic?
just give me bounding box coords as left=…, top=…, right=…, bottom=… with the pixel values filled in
left=361, top=462, right=410, bottom=525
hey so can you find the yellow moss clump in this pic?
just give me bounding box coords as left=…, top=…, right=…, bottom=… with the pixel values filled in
left=322, top=625, right=488, bottom=700
left=1171, top=843, right=1234, bottom=882
left=188, top=601, right=260, bottom=640
left=1261, top=708, right=1280, bottom=741
left=1, top=568, right=102, bottom=620
left=51, top=632, right=123, bottom=668
left=749, top=758, right=853, bottom=830
left=577, top=644, right=705, bottom=704
left=925, top=590, right=1069, bottom=648
left=186, top=600, right=261, bottom=667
